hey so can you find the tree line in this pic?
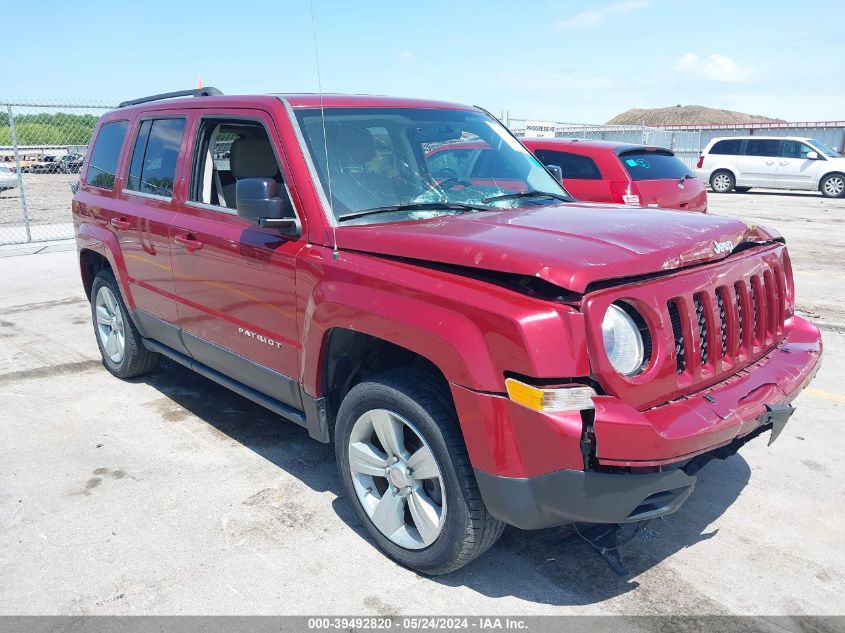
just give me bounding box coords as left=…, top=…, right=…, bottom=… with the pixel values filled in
left=0, top=112, right=100, bottom=146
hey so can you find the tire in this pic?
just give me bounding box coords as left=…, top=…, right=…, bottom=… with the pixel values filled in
left=335, top=368, right=504, bottom=575
left=710, top=170, right=735, bottom=193
left=820, top=173, right=845, bottom=198
left=734, top=187, right=751, bottom=193
left=90, top=269, right=159, bottom=378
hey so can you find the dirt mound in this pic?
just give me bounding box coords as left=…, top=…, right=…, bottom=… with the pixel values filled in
left=607, top=105, right=784, bottom=126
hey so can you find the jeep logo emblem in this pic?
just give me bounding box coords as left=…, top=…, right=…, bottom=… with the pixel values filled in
left=712, top=240, right=733, bottom=255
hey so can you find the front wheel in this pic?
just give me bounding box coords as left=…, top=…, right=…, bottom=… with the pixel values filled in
left=710, top=170, right=735, bottom=193
left=335, top=369, right=504, bottom=575
left=820, top=173, right=845, bottom=198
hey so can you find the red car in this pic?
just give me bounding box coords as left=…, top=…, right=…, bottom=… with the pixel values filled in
left=427, top=138, right=706, bottom=212
left=73, top=89, right=820, bottom=575
left=525, top=138, right=708, bottom=211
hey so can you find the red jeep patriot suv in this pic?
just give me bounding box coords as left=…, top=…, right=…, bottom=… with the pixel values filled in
left=73, top=89, right=822, bottom=575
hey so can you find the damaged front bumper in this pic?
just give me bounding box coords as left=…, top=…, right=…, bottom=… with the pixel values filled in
left=455, top=316, right=822, bottom=530
left=474, top=402, right=796, bottom=529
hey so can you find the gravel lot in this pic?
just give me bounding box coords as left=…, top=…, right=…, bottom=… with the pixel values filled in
left=0, top=173, right=78, bottom=226
left=0, top=191, right=843, bottom=618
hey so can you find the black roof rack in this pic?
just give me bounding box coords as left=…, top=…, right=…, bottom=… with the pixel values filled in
left=118, top=87, right=223, bottom=108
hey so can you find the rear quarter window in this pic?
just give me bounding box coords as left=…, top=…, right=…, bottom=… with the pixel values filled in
left=85, top=120, right=129, bottom=189
left=532, top=149, right=602, bottom=180
left=709, top=139, right=743, bottom=155
left=618, top=151, right=693, bottom=180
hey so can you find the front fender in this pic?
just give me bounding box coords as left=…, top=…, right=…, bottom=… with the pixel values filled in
left=300, top=283, right=489, bottom=395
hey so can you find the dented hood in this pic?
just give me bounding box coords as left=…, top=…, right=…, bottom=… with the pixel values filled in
left=334, top=203, right=780, bottom=293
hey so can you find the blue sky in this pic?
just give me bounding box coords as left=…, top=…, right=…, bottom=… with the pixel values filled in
left=3, top=0, right=842, bottom=123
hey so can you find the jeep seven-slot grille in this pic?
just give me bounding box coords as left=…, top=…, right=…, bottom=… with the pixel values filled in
left=669, top=263, right=787, bottom=376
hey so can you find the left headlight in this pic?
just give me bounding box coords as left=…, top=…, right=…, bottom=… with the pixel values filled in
left=602, top=303, right=646, bottom=376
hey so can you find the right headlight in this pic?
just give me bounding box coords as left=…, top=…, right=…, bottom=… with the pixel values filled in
left=602, top=303, right=646, bottom=376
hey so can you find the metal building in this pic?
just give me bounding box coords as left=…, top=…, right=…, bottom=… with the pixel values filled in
left=659, top=121, right=845, bottom=153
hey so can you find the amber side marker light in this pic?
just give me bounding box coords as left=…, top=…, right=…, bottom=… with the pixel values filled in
left=505, top=378, right=596, bottom=412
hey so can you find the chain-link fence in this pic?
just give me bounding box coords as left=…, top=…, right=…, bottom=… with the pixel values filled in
left=0, top=100, right=114, bottom=245
left=506, top=118, right=703, bottom=169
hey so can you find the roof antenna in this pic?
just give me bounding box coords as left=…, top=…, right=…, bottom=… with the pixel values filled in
left=308, top=0, right=338, bottom=260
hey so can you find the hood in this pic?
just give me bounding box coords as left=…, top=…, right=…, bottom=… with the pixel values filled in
left=334, top=203, right=780, bottom=294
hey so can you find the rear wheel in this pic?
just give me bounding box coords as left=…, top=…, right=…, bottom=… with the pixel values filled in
left=710, top=170, right=735, bottom=193
left=335, top=369, right=504, bottom=575
left=820, top=173, right=845, bottom=198
left=91, top=269, right=159, bottom=378
left=734, top=186, right=751, bottom=193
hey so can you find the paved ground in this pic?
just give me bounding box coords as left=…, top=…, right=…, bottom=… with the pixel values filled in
left=0, top=190, right=843, bottom=616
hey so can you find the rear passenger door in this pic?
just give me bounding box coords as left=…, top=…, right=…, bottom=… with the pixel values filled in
left=111, top=114, right=186, bottom=352
left=169, top=110, right=306, bottom=411
left=736, top=139, right=780, bottom=187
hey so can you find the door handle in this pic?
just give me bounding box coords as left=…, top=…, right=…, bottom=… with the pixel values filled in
left=765, top=160, right=775, bottom=165
left=110, top=217, right=131, bottom=231
left=779, top=161, right=789, bottom=166
left=174, top=234, right=204, bottom=252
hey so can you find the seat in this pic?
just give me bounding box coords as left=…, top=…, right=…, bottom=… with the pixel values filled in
left=324, top=124, right=400, bottom=212
left=222, top=136, right=280, bottom=207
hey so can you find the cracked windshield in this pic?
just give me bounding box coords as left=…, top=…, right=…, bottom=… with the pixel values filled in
left=294, top=107, right=570, bottom=224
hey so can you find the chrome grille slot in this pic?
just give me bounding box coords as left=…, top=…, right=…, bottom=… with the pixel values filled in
left=750, top=277, right=760, bottom=342
left=668, top=300, right=686, bottom=374
left=693, top=294, right=708, bottom=365
left=735, top=281, right=745, bottom=352
left=716, top=288, right=728, bottom=357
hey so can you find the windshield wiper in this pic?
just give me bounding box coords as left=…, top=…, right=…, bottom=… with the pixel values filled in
left=337, top=201, right=493, bottom=222
left=482, top=190, right=572, bottom=204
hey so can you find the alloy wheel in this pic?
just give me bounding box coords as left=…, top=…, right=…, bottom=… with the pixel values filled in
left=823, top=176, right=844, bottom=197
left=712, top=173, right=732, bottom=192
left=95, top=286, right=125, bottom=363
left=348, top=408, right=447, bottom=549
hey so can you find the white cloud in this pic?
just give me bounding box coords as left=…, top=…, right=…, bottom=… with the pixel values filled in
left=398, top=51, right=412, bottom=61
left=556, top=1, right=650, bottom=28
left=674, top=53, right=754, bottom=83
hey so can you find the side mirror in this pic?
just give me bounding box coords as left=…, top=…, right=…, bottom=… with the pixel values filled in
left=546, top=164, right=563, bottom=182
left=806, top=151, right=819, bottom=160
left=236, top=178, right=300, bottom=237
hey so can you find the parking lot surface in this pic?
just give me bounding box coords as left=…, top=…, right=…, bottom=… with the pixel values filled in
left=1, top=190, right=843, bottom=616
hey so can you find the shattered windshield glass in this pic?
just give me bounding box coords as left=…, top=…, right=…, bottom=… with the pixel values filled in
left=294, top=107, right=570, bottom=224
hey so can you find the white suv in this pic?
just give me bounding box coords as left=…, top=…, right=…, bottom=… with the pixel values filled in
left=695, top=136, right=845, bottom=198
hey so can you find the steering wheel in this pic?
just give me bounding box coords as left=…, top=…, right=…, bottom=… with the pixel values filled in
left=437, top=167, right=472, bottom=189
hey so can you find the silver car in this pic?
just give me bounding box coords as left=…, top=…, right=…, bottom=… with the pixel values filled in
left=0, top=166, right=17, bottom=191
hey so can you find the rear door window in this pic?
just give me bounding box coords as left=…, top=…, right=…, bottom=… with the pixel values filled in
left=126, top=118, right=186, bottom=198
left=709, top=139, right=743, bottom=155
left=744, top=139, right=781, bottom=157
left=532, top=149, right=602, bottom=180
left=618, top=151, right=693, bottom=180
left=85, top=120, right=129, bottom=189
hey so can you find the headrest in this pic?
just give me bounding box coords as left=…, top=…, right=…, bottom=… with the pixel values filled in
left=329, top=124, right=375, bottom=164
left=229, top=137, right=278, bottom=179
